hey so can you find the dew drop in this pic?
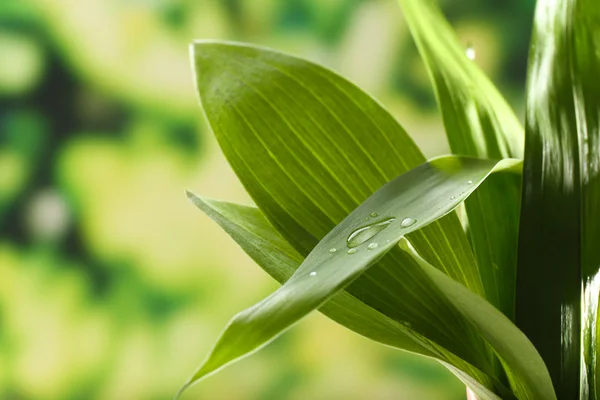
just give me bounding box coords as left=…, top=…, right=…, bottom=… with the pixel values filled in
left=347, top=248, right=357, bottom=254
left=467, top=180, right=473, bottom=185
left=400, top=217, right=416, bottom=228
left=367, top=242, right=379, bottom=250
left=466, top=45, right=476, bottom=60
left=347, top=217, right=396, bottom=248
left=403, top=321, right=412, bottom=328
left=309, top=271, right=317, bottom=277
left=450, top=195, right=456, bottom=200
left=370, top=212, right=378, bottom=218
left=329, top=248, right=337, bottom=253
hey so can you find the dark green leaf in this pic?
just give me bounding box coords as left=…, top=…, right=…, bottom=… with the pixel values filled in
left=516, top=0, right=600, bottom=397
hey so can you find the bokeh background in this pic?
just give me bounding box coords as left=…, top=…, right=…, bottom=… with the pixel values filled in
left=0, top=0, right=534, bottom=399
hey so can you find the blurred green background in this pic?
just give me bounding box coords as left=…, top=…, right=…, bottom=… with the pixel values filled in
left=0, top=0, right=534, bottom=399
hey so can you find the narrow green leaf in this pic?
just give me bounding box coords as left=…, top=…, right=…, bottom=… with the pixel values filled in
left=179, top=156, right=525, bottom=396
left=186, top=194, right=506, bottom=398
left=399, top=238, right=555, bottom=400
left=516, top=0, right=600, bottom=397
left=397, top=0, right=523, bottom=319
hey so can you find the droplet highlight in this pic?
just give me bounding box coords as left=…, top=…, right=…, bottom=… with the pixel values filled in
left=347, top=217, right=395, bottom=248
left=466, top=45, right=476, bottom=60
left=347, top=248, right=357, bottom=254
left=367, top=242, right=379, bottom=250
left=329, top=248, right=337, bottom=253
left=400, top=217, right=416, bottom=228
left=467, top=180, right=473, bottom=185
left=309, top=271, right=317, bottom=277
left=370, top=212, right=378, bottom=218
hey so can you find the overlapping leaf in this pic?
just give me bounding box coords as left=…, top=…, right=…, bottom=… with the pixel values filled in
left=398, top=0, right=523, bottom=319
left=184, top=40, right=557, bottom=398
left=515, top=0, right=600, bottom=397
left=186, top=195, right=505, bottom=399
left=182, top=155, right=554, bottom=399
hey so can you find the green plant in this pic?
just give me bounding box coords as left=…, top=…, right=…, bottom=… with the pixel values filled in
left=178, top=0, right=599, bottom=398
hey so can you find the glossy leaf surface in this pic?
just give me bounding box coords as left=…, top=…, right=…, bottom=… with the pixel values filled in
left=516, top=0, right=600, bottom=397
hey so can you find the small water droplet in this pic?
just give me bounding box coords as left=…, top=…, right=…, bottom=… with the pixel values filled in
left=365, top=217, right=370, bottom=221
left=400, top=217, right=416, bottom=228
left=450, top=196, right=456, bottom=200
left=466, top=45, right=476, bottom=60
left=386, top=240, right=390, bottom=243
left=403, top=321, right=412, bottom=328
left=367, top=242, right=379, bottom=250
left=467, top=180, right=473, bottom=185
left=347, top=248, right=357, bottom=254
left=329, top=248, right=337, bottom=253
left=347, top=217, right=396, bottom=248
left=309, top=271, right=317, bottom=277
left=370, top=212, right=378, bottom=218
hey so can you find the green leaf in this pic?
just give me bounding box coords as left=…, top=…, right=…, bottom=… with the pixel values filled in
left=397, top=0, right=523, bottom=319
left=186, top=194, right=506, bottom=399
left=399, top=238, right=555, bottom=400
left=178, top=156, right=543, bottom=398
left=191, top=40, right=484, bottom=298
left=516, top=0, right=600, bottom=397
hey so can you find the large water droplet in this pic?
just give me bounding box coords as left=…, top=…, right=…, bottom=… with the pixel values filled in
left=466, top=45, right=476, bottom=60
left=347, top=248, right=357, bottom=254
left=367, top=242, right=379, bottom=250
left=347, top=217, right=395, bottom=248
left=370, top=212, right=378, bottom=218
left=400, top=217, right=416, bottom=228
left=329, top=248, right=337, bottom=253
left=309, top=271, right=317, bottom=277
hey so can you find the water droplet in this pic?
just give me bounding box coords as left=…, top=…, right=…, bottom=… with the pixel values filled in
left=309, top=271, right=317, bottom=277
left=365, top=217, right=370, bottom=221
left=467, top=180, right=473, bottom=185
left=370, top=212, right=378, bottom=218
left=400, top=217, right=416, bottom=228
left=403, top=321, right=412, bottom=328
left=347, top=217, right=396, bottom=248
left=466, top=45, right=476, bottom=60
left=347, top=248, right=357, bottom=254
left=367, top=242, right=379, bottom=250
left=386, top=240, right=390, bottom=243
left=329, top=248, right=337, bottom=253
left=450, top=196, right=456, bottom=200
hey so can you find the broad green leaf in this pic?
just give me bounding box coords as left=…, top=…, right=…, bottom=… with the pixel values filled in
left=398, top=0, right=523, bottom=319
left=177, top=156, right=524, bottom=396
left=191, top=40, right=484, bottom=298
left=191, top=40, right=497, bottom=372
left=186, top=194, right=505, bottom=398
left=516, top=0, right=600, bottom=397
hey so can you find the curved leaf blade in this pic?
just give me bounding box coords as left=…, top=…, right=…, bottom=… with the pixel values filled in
left=397, top=0, right=523, bottom=319
left=186, top=194, right=509, bottom=398
left=399, top=238, right=555, bottom=400
left=179, top=156, right=523, bottom=395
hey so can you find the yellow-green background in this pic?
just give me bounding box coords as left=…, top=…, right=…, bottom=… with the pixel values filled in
left=0, top=0, right=533, bottom=398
